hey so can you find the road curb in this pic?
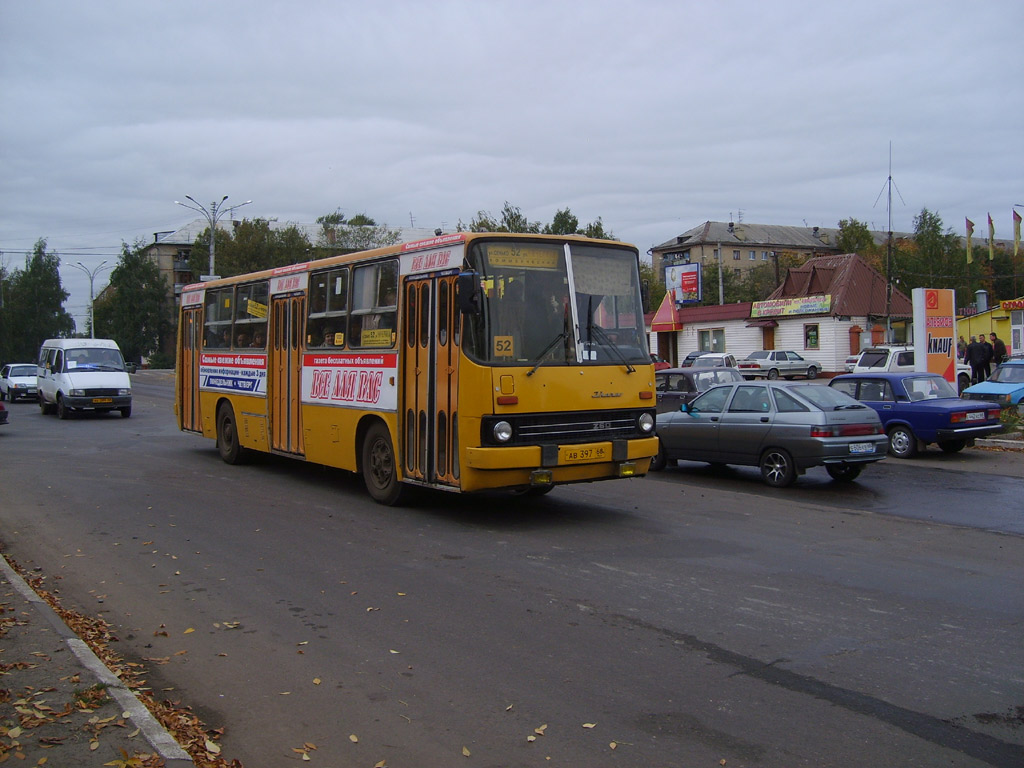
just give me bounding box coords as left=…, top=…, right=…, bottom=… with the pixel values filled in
left=0, top=554, right=194, bottom=767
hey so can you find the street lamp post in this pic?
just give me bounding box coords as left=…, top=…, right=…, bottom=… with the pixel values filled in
left=70, top=261, right=111, bottom=338
left=174, top=195, right=252, bottom=280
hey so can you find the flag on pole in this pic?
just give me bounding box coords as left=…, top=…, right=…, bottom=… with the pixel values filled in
left=1014, top=209, right=1021, bottom=258
left=966, top=218, right=974, bottom=264
left=988, top=213, right=995, bottom=261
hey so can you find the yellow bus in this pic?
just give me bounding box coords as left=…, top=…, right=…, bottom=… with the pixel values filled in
left=175, top=232, right=658, bottom=504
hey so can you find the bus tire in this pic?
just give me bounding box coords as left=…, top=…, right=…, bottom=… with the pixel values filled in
left=362, top=422, right=405, bottom=506
left=216, top=402, right=249, bottom=465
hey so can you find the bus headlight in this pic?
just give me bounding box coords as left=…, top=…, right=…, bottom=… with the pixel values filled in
left=493, top=420, right=513, bottom=443
left=638, top=412, right=655, bottom=433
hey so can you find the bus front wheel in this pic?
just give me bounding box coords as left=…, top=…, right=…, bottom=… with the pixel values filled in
left=216, top=402, right=249, bottom=465
left=362, top=422, right=405, bottom=506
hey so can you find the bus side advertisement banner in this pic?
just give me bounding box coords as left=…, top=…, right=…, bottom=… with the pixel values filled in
left=301, top=352, right=398, bottom=410
left=199, top=353, right=268, bottom=395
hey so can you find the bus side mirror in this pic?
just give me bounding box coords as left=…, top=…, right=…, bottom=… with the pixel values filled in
left=456, top=271, right=481, bottom=315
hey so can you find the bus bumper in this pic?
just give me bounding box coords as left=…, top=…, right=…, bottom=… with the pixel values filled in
left=462, top=436, right=659, bottom=490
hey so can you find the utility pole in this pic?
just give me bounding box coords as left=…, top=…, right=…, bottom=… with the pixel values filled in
left=70, top=261, right=110, bottom=338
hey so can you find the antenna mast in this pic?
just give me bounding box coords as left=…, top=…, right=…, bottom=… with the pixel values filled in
left=874, top=142, right=905, bottom=341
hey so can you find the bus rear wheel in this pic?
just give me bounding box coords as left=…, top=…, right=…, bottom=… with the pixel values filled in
left=362, top=422, right=405, bottom=506
left=216, top=402, right=249, bottom=465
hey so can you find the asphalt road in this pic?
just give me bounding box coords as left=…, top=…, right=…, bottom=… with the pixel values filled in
left=0, top=371, right=1021, bottom=768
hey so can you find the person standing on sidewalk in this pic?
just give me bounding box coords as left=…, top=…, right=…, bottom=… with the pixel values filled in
left=966, top=336, right=985, bottom=383
left=979, top=334, right=994, bottom=380
left=990, top=332, right=1008, bottom=366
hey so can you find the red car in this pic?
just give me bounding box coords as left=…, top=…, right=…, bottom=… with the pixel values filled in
left=650, top=354, right=671, bottom=370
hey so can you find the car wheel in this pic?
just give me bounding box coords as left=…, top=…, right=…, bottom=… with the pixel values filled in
left=806, top=366, right=818, bottom=379
left=767, top=368, right=779, bottom=380
left=826, top=463, right=863, bottom=482
left=362, top=421, right=405, bottom=505
left=0, top=390, right=5, bottom=401
left=120, top=405, right=132, bottom=418
left=57, top=395, right=70, bottom=420
left=887, top=425, right=918, bottom=458
left=938, top=439, right=966, bottom=453
left=760, top=447, right=796, bottom=487
left=216, top=402, right=249, bottom=464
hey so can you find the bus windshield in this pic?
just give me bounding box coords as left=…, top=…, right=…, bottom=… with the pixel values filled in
left=462, top=239, right=649, bottom=369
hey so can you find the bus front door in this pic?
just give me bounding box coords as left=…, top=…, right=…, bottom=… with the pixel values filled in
left=178, top=307, right=203, bottom=432
left=270, top=296, right=305, bottom=456
left=402, top=275, right=460, bottom=487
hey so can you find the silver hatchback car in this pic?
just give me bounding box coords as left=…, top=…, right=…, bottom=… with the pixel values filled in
left=652, top=381, right=888, bottom=487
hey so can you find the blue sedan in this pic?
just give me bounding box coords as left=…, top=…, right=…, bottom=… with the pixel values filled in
left=961, top=359, right=1024, bottom=410
left=829, top=372, right=1003, bottom=457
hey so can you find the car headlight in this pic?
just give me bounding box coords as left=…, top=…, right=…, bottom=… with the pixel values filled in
left=118, top=388, right=131, bottom=396
left=638, top=412, right=655, bottom=433
left=69, top=388, right=86, bottom=397
left=492, top=420, right=512, bottom=443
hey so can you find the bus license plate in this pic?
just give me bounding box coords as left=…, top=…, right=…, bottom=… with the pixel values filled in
left=849, top=443, right=874, bottom=454
left=92, top=397, right=112, bottom=404
left=561, top=445, right=608, bottom=463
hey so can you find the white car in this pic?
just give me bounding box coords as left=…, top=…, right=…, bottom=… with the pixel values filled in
left=0, top=363, right=38, bottom=402
left=853, top=346, right=972, bottom=393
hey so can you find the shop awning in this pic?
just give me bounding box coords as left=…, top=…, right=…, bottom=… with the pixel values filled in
left=745, top=319, right=778, bottom=328
left=651, top=293, right=684, bottom=332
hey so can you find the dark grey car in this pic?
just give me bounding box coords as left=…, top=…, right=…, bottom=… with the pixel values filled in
left=651, top=381, right=888, bottom=487
left=655, top=367, right=745, bottom=413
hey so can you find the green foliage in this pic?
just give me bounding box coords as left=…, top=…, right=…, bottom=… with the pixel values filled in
left=469, top=203, right=616, bottom=240
left=93, top=240, right=171, bottom=363
left=836, top=218, right=877, bottom=257
left=0, top=239, right=75, bottom=363
left=188, top=219, right=314, bottom=279
left=638, top=260, right=666, bottom=312
left=315, top=209, right=400, bottom=254
left=146, top=351, right=175, bottom=370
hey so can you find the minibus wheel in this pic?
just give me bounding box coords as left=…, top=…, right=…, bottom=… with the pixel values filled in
left=216, top=402, right=249, bottom=464
left=362, top=422, right=404, bottom=506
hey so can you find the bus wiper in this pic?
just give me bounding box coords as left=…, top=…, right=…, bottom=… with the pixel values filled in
left=585, top=297, right=634, bottom=373
left=526, top=332, right=568, bottom=377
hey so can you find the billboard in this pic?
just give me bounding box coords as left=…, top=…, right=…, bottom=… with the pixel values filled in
left=912, top=288, right=956, bottom=383
left=665, top=263, right=701, bottom=305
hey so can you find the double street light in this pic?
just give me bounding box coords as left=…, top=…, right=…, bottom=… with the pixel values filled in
left=70, top=260, right=111, bottom=338
left=174, top=195, right=252, bottom=280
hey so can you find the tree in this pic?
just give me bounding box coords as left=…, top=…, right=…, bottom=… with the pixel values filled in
left=638, top=259, right=666, bottom=313
left=0, top=239, right=74, bottom=363
left=315, top=209, right=401, bottom=253
left=93, top=240, right=171, bottom=363
left=188, top=219, right=313, bottom=278
left=836, top=218, right=879, bottom=260
left=544, top=208, right=579, bottom=235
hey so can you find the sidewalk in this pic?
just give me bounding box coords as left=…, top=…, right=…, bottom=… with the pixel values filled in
left=0, top=555, right=193, bottom=767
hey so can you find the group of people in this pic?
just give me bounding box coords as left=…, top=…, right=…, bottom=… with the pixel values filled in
left=958, top=332, right=1007, bottom=383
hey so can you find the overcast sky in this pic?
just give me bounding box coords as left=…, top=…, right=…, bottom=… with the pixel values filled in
left=1, top=1, right=1021, bottom=327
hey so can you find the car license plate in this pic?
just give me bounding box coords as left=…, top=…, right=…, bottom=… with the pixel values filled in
left=92, top=397, right=112, bottom=404
left=965, top=411, right=984, bottom=421
left=849, top=443, right=874, bottom=454
left=560, top=445, right=608, bottom=463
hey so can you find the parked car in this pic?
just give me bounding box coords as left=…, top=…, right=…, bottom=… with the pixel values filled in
left=844, top=354, right=861, bottom=372
left=961, top=358, right=1024, bottom=411
left=650, top=353, right=671, bottom=370
left=651, top=381, right=887, bottom=487
left=0, top=400, right=8, bottom=426
left=689, top=352, right=738, bottom=368
left=0, top=363, right=39, bottom=402
left=679, top=350, right=709, bottom=367
left=655, top=367, right=745, bottom=413
left=737, top=350, right=822, bottom=380
left=852, top=345, right=972, bottom=393
left=829, top=372, right=1003, bottom=457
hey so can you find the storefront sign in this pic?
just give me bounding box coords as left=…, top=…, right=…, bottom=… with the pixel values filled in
left=750, top=295, right=831, bottom=318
